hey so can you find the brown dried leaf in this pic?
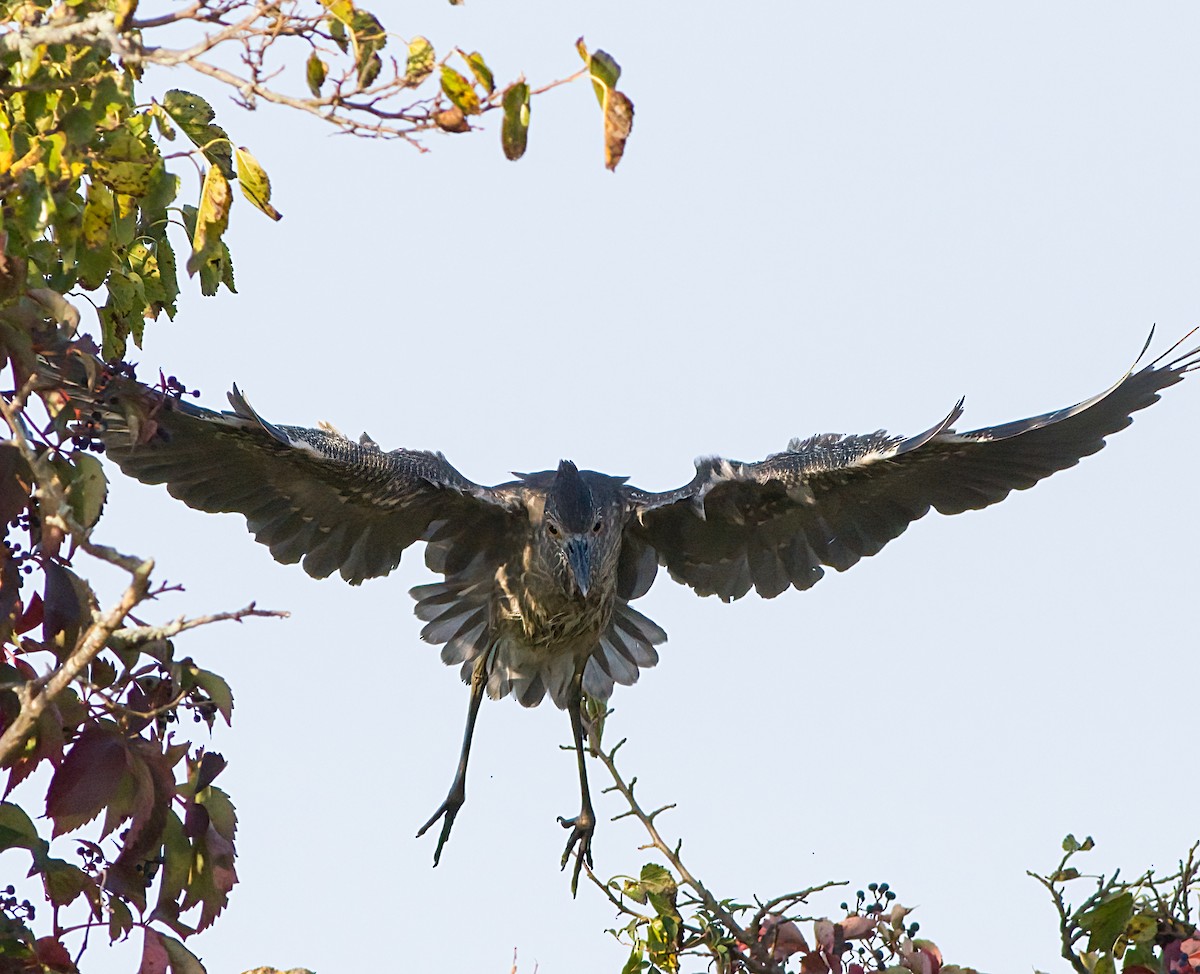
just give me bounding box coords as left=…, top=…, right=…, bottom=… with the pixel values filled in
left=433, top=106, right=471, bottom=133
left=603, top=89, right=634, bottom=171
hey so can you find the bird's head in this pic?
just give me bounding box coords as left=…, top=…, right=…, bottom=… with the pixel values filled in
left=540, top=460, right=619, bottom=599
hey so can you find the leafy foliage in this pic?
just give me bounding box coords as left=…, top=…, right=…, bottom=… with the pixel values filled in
left=583, top=734, right=980, bottom=974
left=1030, top=836, right=1200, bottom=974
left=0, top=0, right=635, bottom=970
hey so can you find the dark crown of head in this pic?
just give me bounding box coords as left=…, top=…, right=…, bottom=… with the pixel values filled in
left=549, top=460, right=594, bottom=532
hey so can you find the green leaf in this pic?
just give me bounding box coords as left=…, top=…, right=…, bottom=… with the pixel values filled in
left=441, top=66, right=481, bottom=115
left=588, top=49, right=622, bottom=106
left=155, top=810, right=190, bottom=913
left=159, top=933, right=208, bottom=974
left=1078, top=892, right=1134, bottom=953
left=305, top=51, right=328, bottom=97
left=1062, top=834, right=1080, bottom=853
left=65, top=452, right=107, bottom=529
left=108, top=896, right=133, bottom=941
left=1125, top=914, right=1156, bottom=944
left=1093, top=953, right=1115, bottom=974
left=1050, top=867, right=1080, bottom=883
left=501, top=81, right=530, bottom=161
left=197, top=785, right=237, bottom=840
left=151, top=236, right=180, bottom=317
left=0, top=801, right=45, bottom=854
left=191, top=668, right=234, bottom=725
left=161, top=90, right=235, bottom=178
left=234, top=147, right=282, bottom=221
left=620, top=945, right=646, bottom=974
left=93, top=124, right=157, bottom=195
left=328, top=16, right=348, bottom=53
left=638, top=863, right=677, bottom=897
left=186, top=166, right=233, bottom=279
left=100, top=269, right=149, bottom=358
left=79, top=182, right=112, bottom=265
left=348, top=9, right=386, bottom=89
left=406, top=36, right=435, bottom=85
left=40, top=856, right=91, bottom=907
left=464, top=51, right=494, bottom=94
left=138, top=164, right=179, bottom=231
left=149, top=103, right=177, bottom=141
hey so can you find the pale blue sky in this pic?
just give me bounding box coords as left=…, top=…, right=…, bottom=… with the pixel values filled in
left=57, top=2, right=1200, bottom=971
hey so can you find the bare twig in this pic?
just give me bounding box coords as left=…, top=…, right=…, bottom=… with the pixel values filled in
left=106, top=602, right=289, bottom=650
left=591, top=738, right=782, bottom=974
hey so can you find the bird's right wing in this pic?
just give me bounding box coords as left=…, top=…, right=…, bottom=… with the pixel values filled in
left=626, top=333, right=1199, bottom=602
left=51, top=359, right=516, bottom=584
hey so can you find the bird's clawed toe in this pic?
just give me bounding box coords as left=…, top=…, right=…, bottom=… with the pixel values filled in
left=557, top=809, right=595, bottom=896
left=417, top=787, right=466, bottom=867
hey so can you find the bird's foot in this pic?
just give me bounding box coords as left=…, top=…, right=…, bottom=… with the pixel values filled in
left=557, top=808, right=595, bottom=897
left=416, top=786, right=465, bottom=867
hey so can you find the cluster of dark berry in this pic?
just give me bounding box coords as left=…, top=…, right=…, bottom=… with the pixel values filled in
left=838, top=882, right=921, bottom=969
left=76, top=843, right=105, bottom=873
left=69, top=409, right=107, bottom=453
left=2, top=529, right=37, bottom=576
left=1, top=885, right=35, bottom=922
left=161, top=374, right=200, bottom=400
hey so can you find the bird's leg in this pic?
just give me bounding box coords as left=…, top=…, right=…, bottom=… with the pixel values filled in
left=557, top=668, right=595, bottom=896
left=416, top=652, right=488, bottom=866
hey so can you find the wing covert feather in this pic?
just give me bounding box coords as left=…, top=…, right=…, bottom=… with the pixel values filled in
left=627, top=336, right=1199, bottom=601
left=74, top=376, right=512, bottom=584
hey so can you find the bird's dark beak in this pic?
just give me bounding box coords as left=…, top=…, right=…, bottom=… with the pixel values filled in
left=565, top=536, right=592, bottom=597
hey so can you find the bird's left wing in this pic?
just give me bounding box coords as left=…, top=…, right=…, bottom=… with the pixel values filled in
left=58, top=366, right=515, bottom=584
left=626, top=334, right=1199, bottom=602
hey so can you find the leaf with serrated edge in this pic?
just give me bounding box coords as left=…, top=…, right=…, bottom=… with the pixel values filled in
left=234, top=147, right=281, bottom=221
left=186, top=166, right=232, bottom=278
left=0, top=801, right=43, bottom=852
left=159, top=933, right=207, bottom=974
left=66, top=452, right=107, bottom=530
left=192, top=668, right=233, bottom=724
left=1079, top=892, right=1134, bottom=953
left=44, top=726, right=128, bottom=836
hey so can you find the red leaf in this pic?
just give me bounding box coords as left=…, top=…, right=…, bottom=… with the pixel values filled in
left=0, top=547, right=21, bottom=647
left=0, top=444, right=31, bottom=525
left=42, top=561, right=87, bottom=643
left=34, top=936, right=76, bottom=972
left=45, top=726, right=128, bottom=835
left=841, top=914, right=878, bottom=940
left=139, top=929, right=169, bottom=974
left=756, top=914, right=810, bottom=961
left=14, top=591, right=43, bottom=636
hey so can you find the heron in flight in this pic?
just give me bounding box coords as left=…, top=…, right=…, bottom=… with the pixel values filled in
left=49, top=332, right=1199, bottom=890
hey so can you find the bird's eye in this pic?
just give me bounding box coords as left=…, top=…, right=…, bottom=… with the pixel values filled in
left=592, top=520, right=603, bottom=533
left=547, top=522, right=559, bottom=536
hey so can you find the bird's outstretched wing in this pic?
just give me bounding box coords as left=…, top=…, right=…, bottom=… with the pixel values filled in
left=60, top=367, right=515, bottom=584
left=626, top=333, right=1199, bottom=602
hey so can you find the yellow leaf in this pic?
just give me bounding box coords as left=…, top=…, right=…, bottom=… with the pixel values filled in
left=234, top=146, right=282, bottom=221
